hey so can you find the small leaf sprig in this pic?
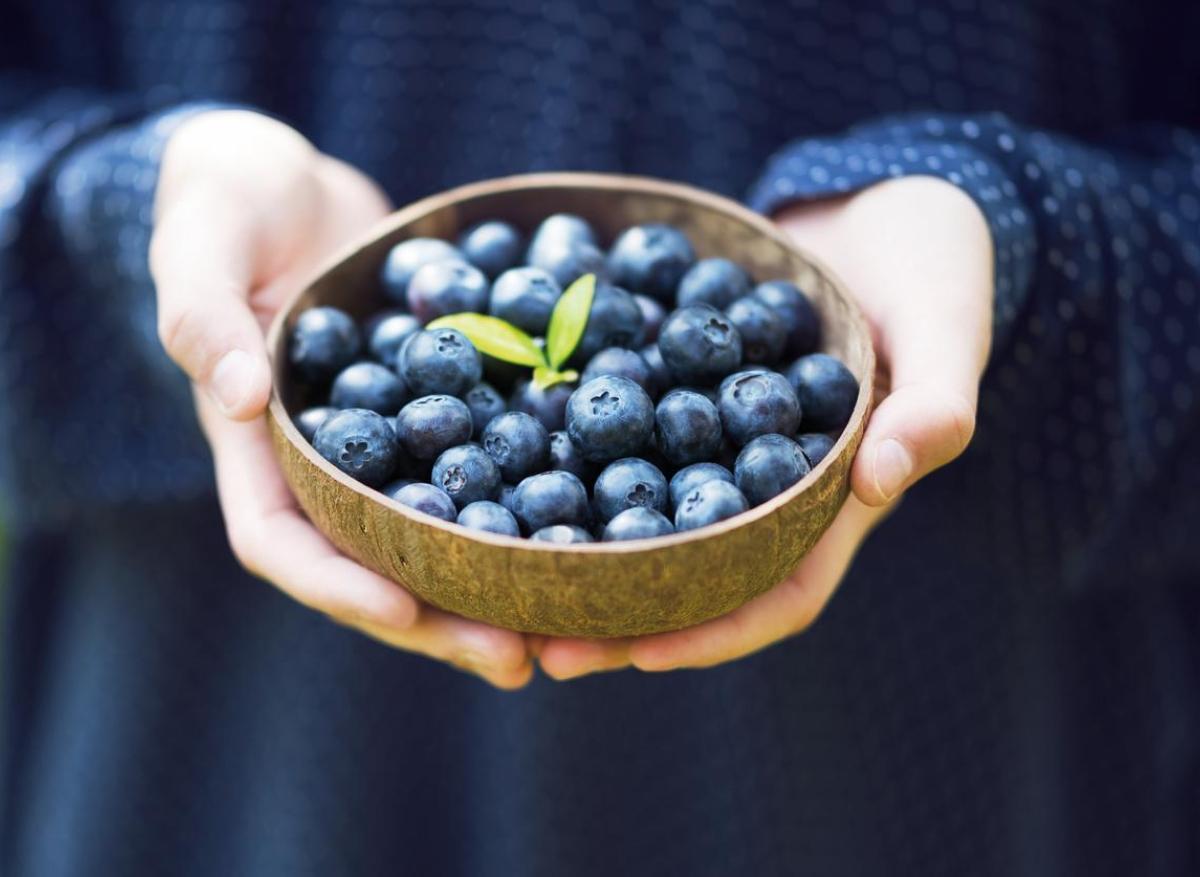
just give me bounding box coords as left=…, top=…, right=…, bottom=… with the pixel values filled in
left=429, top=273, right=596, bottom=390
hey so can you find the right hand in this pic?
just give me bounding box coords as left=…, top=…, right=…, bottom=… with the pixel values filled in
left=150, top=110, right=534, bottom=689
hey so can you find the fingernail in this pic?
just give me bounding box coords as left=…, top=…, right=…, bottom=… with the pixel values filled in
left=209, top=349, right=255, bottom=415
left=872, top=438, right=914, bottom=501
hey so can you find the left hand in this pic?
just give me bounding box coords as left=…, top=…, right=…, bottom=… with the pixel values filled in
left=537, top=176, right=993, bottom=678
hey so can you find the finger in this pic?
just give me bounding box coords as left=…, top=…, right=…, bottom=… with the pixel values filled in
left=629, top=498, right=889, bottom=671
left=537, top=637, right=632, bottom=681
left=150, top=186, right=273, bottom=420
left=201, top=395, right=418, bottom=629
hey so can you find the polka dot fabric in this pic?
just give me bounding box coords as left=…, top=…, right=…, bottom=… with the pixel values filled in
left=1, top=2, right=1199, bottom=876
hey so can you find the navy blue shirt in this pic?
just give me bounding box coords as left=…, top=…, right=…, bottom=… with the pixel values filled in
left=2, top=1, right=1199, bottom=874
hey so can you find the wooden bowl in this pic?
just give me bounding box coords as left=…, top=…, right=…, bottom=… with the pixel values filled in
left=267, top=172, right=874, bottom=637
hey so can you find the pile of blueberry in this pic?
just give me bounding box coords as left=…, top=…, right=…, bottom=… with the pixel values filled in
left=289, top=214, right=858, bottom=543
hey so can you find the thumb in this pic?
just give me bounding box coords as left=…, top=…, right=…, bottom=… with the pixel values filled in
left=150, top=185, right=273, bottom=420
left=851, top=303, right=986, bottom=506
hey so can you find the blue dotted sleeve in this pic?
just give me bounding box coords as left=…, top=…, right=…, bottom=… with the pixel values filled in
left=750, top=113, right=1200, bottom=582
left=0, top=94, right=223, bottom=522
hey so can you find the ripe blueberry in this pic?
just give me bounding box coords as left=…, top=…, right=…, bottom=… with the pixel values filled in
left=497, top=483, right=517, bottom=514
left=488, top=266, right=561, bottom=335
left=431, top=443, right=502, bottom=508
left=313, top=408, right=400, bottom=487
left=640, top=344, right=672, bottom=397
left=330, top=361, right=409, bottom=414
left=289, top=306, right=361, bottom=384
left=368, top=312, right=421, bottom=365
left=381, top=238, right=462, bottom=303
left=752, top=280, right=821, bottom=358
left=581, top=347, right=655, bottom=396
left=392, top=482, right=458, bottom=522
left=509, top=378, right=576, bottom=432
left=725, top=296, right=787, bottom=365
left=734, top=433, right=811, bottom=506
left=658, top=305, right=743, bottom=385
left=406, top=259, right=489, bottom=324
left=797, top=432, right=836, bottom=468
left=677, top=258, right=752, bottom=309
left=482, top=411, right=551, bottom=482
left=606, top=224, right=696, bottom=301
left=295, top=406, right=336, bottom=442
left=528, top=239, right=607, bottom=288
left=634, top=294, right=667, bottom=343
left=457, top=220, right=523, bottom=278
left=530, top=524, right=594, bottom=544
left=511, top=471, right=590, bottom=533
left=573, top=282, right=645, bottom=365
left=654, top=389, right=723, bottom=466
left=398, top=328, right=482, bottom=398
left=565, top=375, right=655, bottom=462
left=669, top=462, right=735, bottom=510
left=464, top=382, right=506, bottom=437
left=717, top=369, right=801, bottom=446
left=456, top=500, right=521, bottom=536
left=673, top=480, right=749, bottom=531
left=786, top=353, right=858, bottom=432
left=547, top=430, right=593, bottom=481
left=394, top=395, right=474, bottom=460
left=602, top=507, right=675, bottom=541
left=593, top=457, right=668, bottom=523
left=526, top=213, right=597, bottom=262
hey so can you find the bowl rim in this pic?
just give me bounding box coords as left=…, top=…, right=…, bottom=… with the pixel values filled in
left=267, top=171, right=875, bottom=554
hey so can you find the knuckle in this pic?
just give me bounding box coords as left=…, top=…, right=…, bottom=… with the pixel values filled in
left=937, top=390, right=977, bottom=456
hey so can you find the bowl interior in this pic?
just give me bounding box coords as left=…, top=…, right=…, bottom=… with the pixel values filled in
left=266, top=172, right=874, bottom=636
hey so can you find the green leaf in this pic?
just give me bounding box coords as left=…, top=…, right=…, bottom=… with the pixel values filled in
left=532, top=366, right=579, bottom=391
left=427, top=313, right=546, bottom=368
left=545, top=273, right=597, bottom=370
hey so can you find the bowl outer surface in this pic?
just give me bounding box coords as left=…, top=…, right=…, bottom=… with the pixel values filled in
left=268, top=173, right=874, bottom=637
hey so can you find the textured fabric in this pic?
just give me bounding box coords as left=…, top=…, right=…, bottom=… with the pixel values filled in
left=1, top=1, right=1198, bottom=875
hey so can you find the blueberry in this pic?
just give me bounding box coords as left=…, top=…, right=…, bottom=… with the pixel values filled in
left=580, top=347, right=655, bottom=395
left=368, top=312, right=422, bottom=365
left=313, top=408, right=400, bottom=487
left=511, top=471, right=591, bottom=533
left=669, top=462, right=735, bottom=510
left=718, top=369, right=801, bottom=446
left=526, top=213, right=598, bottom=261
left=395, top=395, right=474, bottom=460
left=786, top=353, right=858, bottom=432
left=606, top=224, right=696, bottom=301
left=725, top=296, right=787, bottom=365
left=330, top=362, right=409, bottom=415
left=677, top=258, right=752, bottom=309
left=604, top=507, right=675, bottom=541
left=658, top=304, right=743, bottom=385
left=673, top=480, right=749, bottom=532
left=289, top=306, right=362, bottom=384
left=463, top=382, right=506, bottom=436
left=497, top=483, right=518, bottom=514
left=482, top=411, right=550, bottom=482
left=530, top=524, right=594, bottom=544
left=381, top=238, right=462, bottom=303
left=573, top=283, right=645, bottom=365
left=640, top=344, right=672, bottom=396
left=392, top=482, right=458, bottom=522
left=752, top=280, right=821, bottom=358
left=634, top=294, right=667, bottom=343
left=593, top=457, right=668, bottom=523
left=528, top=240, right=607, bottom=289
left=797, top=432, right=836, bottom=468
left=457, top=220, right=523, bottom=278
left=488, top=266, right=562, bottom=335
left=381, top=478, right=418, bottom=499
left=734, top=433, right=812, bottom=506
left=565, top=375, right=655, bottom=462
left=509, top=378, right=575, bottom=432
left=547, top=430, right=592, bottom=481
left=406, top=259, right=489, bottom=324
left=398, top=329, right=482, bottom=398
left=431, top=444, right=502, bottom=508
left=654, top=389, right=723, bottom=465
left=456, top=500, right=521, bottom=536
left=295, top=406, right=336, bottom=442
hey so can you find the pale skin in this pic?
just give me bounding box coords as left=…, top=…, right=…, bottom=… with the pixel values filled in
left=150, top=110, right=992, bottom=687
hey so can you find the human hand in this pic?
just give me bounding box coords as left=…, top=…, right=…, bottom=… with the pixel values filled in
left=151, top=110, right=533, bottom=689
left=538, top=175, right=993, bottom=678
